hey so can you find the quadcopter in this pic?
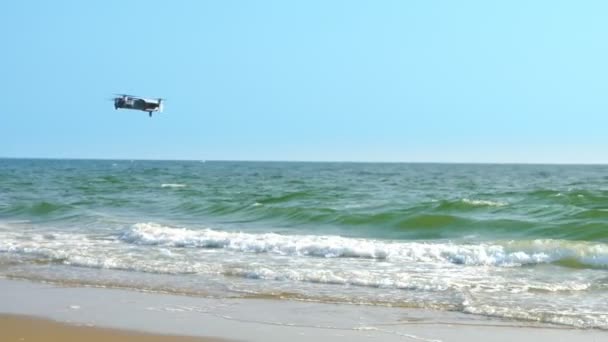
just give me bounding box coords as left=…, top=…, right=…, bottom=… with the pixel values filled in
left=113, top=94, right=164, bottom=117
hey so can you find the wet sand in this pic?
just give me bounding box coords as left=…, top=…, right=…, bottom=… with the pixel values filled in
left=0, top=278, right=605, bottom=342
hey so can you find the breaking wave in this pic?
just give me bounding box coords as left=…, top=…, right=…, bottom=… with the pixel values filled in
left=120, top=223, right=608, bottom=268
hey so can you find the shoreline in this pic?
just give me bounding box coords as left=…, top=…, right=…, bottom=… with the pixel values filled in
left=0, top=278, right=605, bottom=341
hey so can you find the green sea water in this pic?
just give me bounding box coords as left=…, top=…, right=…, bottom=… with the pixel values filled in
left=1, top=159, right=607, bottom=328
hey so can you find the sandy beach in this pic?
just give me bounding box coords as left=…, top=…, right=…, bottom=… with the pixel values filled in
left=0, top=278, right=605, bottom=342
left=0, top=314, right=222, bottom=342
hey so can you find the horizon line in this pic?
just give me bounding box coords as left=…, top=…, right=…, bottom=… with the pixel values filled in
left=1, top=156, right=607, bottom=166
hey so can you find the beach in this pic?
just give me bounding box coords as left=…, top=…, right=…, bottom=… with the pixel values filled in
left=0, top=314, right=218, bottom=342
left=1, top=160, right=607, bottom=340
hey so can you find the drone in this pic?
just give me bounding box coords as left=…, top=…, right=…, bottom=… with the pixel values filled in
left=113, top=94, right=164, bottom=117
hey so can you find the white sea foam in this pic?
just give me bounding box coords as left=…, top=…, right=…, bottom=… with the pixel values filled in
left=0, top=228, right=596, bottom=295
left=461, top=198, right=507, bottom=207
left=2, top=224, right=607, bottom=272
left=0, top=230, right=208, bottom=275
left=161, top=183, right=187, bottom=188
left=120, top=223, right=608, bottom=268
left=462, top=303, right=608, bottom=329
left=2, top=225, right=608, bottom=329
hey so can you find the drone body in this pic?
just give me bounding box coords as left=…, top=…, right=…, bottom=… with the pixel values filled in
left=113, top=94, right=164, bottom=117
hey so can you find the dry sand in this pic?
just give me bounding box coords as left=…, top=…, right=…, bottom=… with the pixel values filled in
left=0, top=314, right=225, bottom=342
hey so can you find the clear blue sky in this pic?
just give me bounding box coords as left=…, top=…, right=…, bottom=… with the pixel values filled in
left=1, top=1, right=606, bottom=163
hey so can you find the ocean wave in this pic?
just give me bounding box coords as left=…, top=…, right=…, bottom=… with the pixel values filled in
left=120, top=223, right=608, bottom=268
left=2, top=223, right=606, bottom=270
left=161, top=183, right=187, bottom=188
left=435, top=198, right=508, bottom=211
left=461, top=198, right=508, bottom=207
left=529, top=189, right=608, bottom=204
left=0, top=229, right=596, bottom=295
left=165, top=201, right=559, bottom=241
left=221, top=266, right=593, bottom=294
left=256, top=191, right=312, bottom=204
left=462, top=303, right=608, bottom=329
left=0, top=230, right=209, bottom=275
left=1, top=224, right=607, bottom=331
left=0, top=201, right=73, bottom=217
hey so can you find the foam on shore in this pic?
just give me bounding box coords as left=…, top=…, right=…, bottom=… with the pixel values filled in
left=0, top=278, right=605, bottom=342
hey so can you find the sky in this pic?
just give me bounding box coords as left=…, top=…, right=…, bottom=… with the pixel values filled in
left=1, top=1, right=607, bottom=163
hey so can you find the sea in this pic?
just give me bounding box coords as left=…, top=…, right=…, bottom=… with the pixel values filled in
left=1, top=159, right=607, bottom=329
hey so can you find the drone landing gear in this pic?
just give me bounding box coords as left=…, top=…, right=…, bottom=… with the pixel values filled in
left=148, top=112, right=152, bottom=118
